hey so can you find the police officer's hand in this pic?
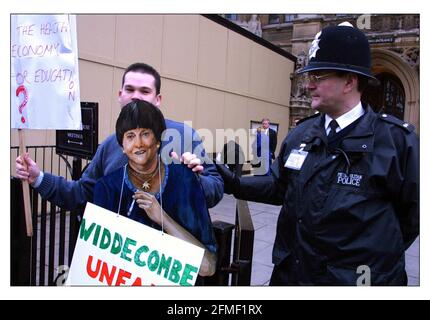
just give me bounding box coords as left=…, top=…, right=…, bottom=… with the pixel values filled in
left=215, top=163, right=239, bottom=195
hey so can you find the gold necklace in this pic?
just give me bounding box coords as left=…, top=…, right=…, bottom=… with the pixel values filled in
left=128, top=160, right=159, bottom=191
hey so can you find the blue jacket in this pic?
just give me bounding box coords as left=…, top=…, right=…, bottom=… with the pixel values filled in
left=37, top=119, right=224, bottom=210
left=93, top=163, right=217, bottom=254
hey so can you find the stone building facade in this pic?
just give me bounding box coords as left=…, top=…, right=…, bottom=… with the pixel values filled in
left=225, top=14, right=420, bottom=133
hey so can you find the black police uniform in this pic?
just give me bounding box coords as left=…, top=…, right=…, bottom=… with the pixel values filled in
left=226, top=106, right=419, bottom=285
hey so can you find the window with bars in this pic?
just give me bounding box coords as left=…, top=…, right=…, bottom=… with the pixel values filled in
left=362, top=72, right=405, bottom=120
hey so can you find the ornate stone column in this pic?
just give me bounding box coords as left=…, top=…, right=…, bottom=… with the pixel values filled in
left=289, top=51, right=313, bottom=129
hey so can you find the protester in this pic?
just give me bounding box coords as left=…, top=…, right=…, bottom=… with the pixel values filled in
left=93, top=100, right=217, bottom=277
left=15, top=62, right=223, bottom=210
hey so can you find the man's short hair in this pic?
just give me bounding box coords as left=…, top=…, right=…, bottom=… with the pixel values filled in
left=335, top=71, right=369, bottom=93
left=262, top=118, right=270, bottom=123
left=116, top=100, right=166, bottom=147
left=122, top=62, right=161, bottom=95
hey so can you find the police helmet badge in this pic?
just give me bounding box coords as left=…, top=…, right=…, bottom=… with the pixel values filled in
left=308, top=31, right=321, bottom=60
left=296, top=21, right=379, bottom=86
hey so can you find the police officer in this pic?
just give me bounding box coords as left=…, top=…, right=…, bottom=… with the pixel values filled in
left=217, top=22, right=419, bottom=285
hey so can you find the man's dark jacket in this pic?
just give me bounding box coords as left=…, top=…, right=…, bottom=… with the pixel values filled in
left=269, top=128, right=277, bottom=157
left=229, top=106, right=419, bottom=285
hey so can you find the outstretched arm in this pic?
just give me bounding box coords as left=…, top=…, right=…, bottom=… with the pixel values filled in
left=15, top=136, right=125, bottom=211
left=16, top=152, right=91, bottom=210
left=216, top=163, right=285, bottom=205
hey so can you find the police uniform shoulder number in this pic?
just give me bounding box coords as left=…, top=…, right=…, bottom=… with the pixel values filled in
left=378, top=113, right=415, bottom=133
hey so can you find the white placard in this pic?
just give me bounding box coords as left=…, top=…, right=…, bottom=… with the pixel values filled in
left=11, top=14, right=81, bottom=129
left=66, top=203, right=205, bottom=286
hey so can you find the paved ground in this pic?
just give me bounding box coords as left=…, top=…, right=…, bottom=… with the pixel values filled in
left=209, top=193, right=420, bottom=286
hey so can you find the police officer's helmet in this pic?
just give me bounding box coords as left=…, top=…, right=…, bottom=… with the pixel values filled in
left=297, top=22, right=379, bottom=85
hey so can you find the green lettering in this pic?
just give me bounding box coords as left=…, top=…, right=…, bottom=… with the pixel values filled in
left=110, top=232, right=123, bottom=255
left=121, top=237, right=137, bottom=262
left=168, top=259, right=182, bottom=284
left=180, top=264, right=198, bottom=286
left=92, top=225, right=101, bottom=246
left=79, top=218, right=96, bottom=241
left=134, top=245, right=149, bottom=267
left=157, top=254, right=172, bottom=279
left=99, top=228, right=111, bottom=250
left=147, top=250, right=160, bottom=272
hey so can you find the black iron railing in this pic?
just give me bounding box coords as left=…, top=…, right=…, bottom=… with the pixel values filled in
left=11, top=146, right=89, bottom=286
left=206, top=200, right=255, bottom=286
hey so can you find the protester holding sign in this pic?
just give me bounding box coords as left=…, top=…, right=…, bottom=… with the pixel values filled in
left=93, top=100, right=217, bottom=277
left=15, top=62, right=223, bottom=210
left=11, top=15, right=82, bottom=236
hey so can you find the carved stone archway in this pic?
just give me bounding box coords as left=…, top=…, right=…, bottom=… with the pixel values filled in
left=371, top=49, right=420, bottom=133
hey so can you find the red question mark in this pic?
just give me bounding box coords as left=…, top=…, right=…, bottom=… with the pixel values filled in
left=16, top=85, right=28, bottom=124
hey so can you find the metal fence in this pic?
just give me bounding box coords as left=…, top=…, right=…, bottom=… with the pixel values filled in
left=11, top=146, right=89, bottom=286
left=206, top=200, right=255, bottom=286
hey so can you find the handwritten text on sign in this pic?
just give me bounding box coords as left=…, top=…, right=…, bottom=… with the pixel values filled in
left=66, top=203, right=204, bottom=286
left=11, top=15, right=81, bottom=129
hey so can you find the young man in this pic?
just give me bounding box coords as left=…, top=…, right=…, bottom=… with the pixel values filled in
left=217, top=23, right=419, bottom=285
left=16, top=62, right=223, bottom=210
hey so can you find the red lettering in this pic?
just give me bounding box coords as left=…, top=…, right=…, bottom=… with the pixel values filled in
left=99, top=261, right=117, bottom=286
left=86, top=255, right=139, bottom=285
left=115, top=269, right=132, bottom=286
left=86, top=255, right=101, bottom=278
left=131, top=277, right=142, bottom=286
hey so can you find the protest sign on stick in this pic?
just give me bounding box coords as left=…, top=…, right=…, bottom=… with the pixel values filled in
left=18, top=130, right=32, bottom=236
left=11, top=15, right=82, bottom=236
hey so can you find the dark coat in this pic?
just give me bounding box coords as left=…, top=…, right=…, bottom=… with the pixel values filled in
left=222, top=141, right=245, bottom=177
left=268, top=128, right=278, bottom=157
left=234, top=106, right=419, bottom=285
left=94, top=163, right=218, bottom=254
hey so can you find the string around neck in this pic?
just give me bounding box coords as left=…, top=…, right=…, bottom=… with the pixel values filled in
left=118, top=163, right=128, bottom=216
left=159, top=153, right=164, bottom=235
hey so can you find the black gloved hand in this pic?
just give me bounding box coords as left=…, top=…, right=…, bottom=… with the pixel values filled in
left=215, top=163, right=240, bottom=195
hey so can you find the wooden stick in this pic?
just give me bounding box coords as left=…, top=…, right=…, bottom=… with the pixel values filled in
left=18, top=129, right=33, bottom=237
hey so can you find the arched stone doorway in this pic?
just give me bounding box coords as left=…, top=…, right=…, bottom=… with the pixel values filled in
left=362, top=72, right=405, bottom=120
left=364, top=49, right=420, bottom=133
